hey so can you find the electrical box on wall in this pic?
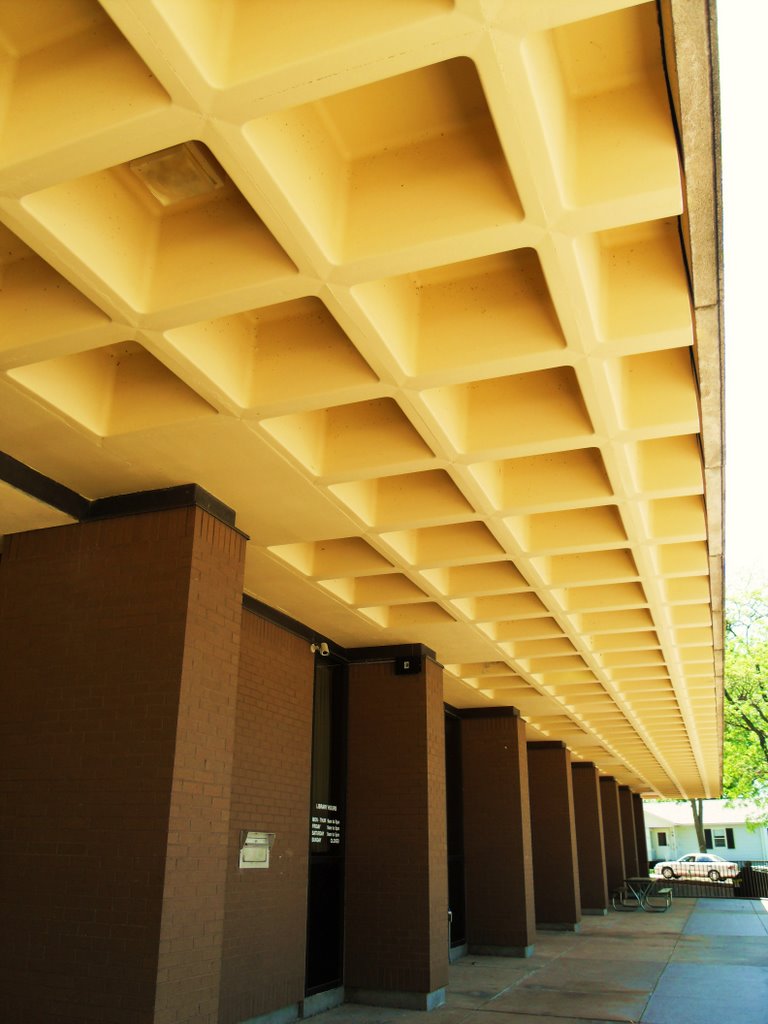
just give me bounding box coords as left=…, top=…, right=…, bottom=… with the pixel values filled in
left=395, top=655, right=422, bottom=675
left=239, top=831, right=275, bottom=869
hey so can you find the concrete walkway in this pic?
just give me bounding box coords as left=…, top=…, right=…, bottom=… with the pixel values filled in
left=319, top=898, right=768, bottom=1024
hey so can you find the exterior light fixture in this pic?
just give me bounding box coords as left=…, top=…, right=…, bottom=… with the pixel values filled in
left=129, top=141, right=226, bottom=206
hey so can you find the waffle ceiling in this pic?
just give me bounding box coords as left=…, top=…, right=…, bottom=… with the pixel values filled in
left=0, top=0, right=723, bottom=798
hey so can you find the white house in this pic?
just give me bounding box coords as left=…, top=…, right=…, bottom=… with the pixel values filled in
left=643, top=800, right=768, bottom=863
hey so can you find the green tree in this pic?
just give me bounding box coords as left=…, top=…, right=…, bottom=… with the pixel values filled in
left=723, top=584, right=768, bottom=825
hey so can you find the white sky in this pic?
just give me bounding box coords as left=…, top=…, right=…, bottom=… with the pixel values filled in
left=717, top=3, right=768, bottom=588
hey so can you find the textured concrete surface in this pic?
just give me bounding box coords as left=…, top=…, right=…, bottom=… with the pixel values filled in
left=315, top=898, right=768, bottom=1024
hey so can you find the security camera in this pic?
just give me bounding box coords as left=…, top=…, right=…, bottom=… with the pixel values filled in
left=319, top=642, right=330, bottom=657
left=311, top=641, right=330, bottom=657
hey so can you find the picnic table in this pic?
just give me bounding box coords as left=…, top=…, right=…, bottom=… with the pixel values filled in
left=611, top=875, right=672, bottom=913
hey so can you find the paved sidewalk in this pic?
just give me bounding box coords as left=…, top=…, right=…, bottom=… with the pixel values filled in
left=317, top=898, right=768, bottom=1024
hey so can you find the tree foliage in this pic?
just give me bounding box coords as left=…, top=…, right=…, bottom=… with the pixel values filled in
left=723, top=584, right=768, bottom=825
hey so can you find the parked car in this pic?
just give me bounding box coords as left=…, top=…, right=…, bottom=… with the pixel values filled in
left=653, top=853, right=739, bottom=881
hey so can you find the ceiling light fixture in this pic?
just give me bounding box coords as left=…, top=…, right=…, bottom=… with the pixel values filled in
left=129, top=141, right=226, bottom=206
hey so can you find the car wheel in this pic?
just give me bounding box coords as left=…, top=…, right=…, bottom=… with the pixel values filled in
left=662, top=867, right=674, bottom=879
left=708, top=869, right=721, bottom=882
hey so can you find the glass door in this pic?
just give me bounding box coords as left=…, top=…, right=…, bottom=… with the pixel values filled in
left=305, top=659, right=346, bottom=994
left=445, top=710, right=466, bottom=950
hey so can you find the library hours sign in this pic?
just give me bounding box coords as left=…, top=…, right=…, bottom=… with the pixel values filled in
left=311, top=802, right=341, bottom=850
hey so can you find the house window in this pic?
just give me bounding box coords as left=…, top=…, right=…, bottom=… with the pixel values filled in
left=657, top=831, right=668, bottom=846
left=713, top=829, right=726, bottom=848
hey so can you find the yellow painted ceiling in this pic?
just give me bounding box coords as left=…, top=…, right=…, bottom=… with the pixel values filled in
left=0, top=0, right=723, bottom=798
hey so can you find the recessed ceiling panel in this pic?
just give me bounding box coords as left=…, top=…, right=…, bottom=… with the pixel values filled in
left=356, top=248, right=565, bottom=378
left=247, top=57, right=522, bottom=262
left=9, top=341, right=215, bottom=436
left=424, top=367, right=593, bottom=456
left=0, top=0, right=722, bottom=799
left=166, top=296, right=377, bottom=410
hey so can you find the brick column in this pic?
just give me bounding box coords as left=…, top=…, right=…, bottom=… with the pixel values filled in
left=599, top=777, right=626, bottom=892
left=461, top=709, right=535, bottom=956
left=0, top=497, right=246, bottom=1024
left=219, top=611, right=314, bottom=1024
left=527, top=742, right=581, bottom=930
left=344, top=653, right=448, bottom=1010
left=571, top=763, right=609, bottom=914
left=619, top=786, right=640, bottom=877
left=633, top=793, right=650, bottom=874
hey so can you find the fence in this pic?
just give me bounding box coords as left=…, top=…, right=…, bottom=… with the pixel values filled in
left=648, top=859, right=768, bottom=900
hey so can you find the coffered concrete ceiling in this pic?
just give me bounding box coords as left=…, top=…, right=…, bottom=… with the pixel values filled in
left=0, top=0, right=723, bottom=798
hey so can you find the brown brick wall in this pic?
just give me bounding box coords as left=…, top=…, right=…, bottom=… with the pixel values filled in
left=599, top=777, right=626, bottom=891
left=527, top=743, right=581, bottom=927
left=633, top=793, right=649, bottom=872
left=0, top=507, right=246, bottom=1024
left=571, top=763, right=609, bottom=911
left=618, top=786, right=639, bottom=877
left=153, top=510, right=246, bottom=1024
left=344, top=657, right=448, bottom=998
left=218, top=611, right=314, bottom=1024
left=461, top=713, right=535, bottom=950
